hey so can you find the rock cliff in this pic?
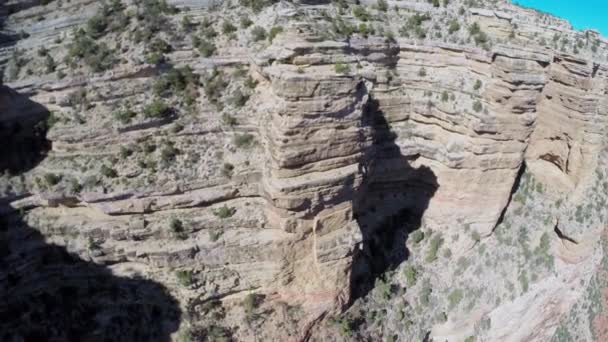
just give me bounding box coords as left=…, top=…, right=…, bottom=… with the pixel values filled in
left=1, top=0, right=608, bottom=341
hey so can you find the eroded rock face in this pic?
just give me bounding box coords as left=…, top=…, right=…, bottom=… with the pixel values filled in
left=2, top=0, right=608, bottom=341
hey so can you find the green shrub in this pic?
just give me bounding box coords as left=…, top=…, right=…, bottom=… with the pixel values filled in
left=352, top=5, right=370, bottom=21
left=420, top=279, right=432, bottom=306
left=441, top=91, right=449, bottom=102
left=230, top=89, right=250, bottom=107
left=268, top=26, right=283, bottom=42
left=377, top=0, right=388, bottom=11
left=403, top=265, right=417, bottom=287
left=209, top=229, right=223, bottom=242
left=204, top=68, right=228, bottom=105
left=170, top=218, right=184, bottom=232
left=222, top=114, right=238, bottom=126
left=473, top=101, right=483, bottom=112
left=100, top=165, right=118, bottom=178
left=411, top=230, right=425, bottom=244
left=240, top=16, right=253, bottom=28
left=114, top=109, right=137, bottom=124
left=44, top=55, right=56, bottom=73
left=154, top=66, right=198, bottom=97
left=160, top=142, right=179, bottom=164
left=222, top=163, right=235, bottom=178
left=244, top=76, right=258, bottom=89
left=222, top=21, right=237, bottom=34
left=448, top=288, right=463, bottom=309
left=143, top=99, right=171, bottom=118
left=469, top=22, right=481, bottom=35
left=242, top=293, right=261, bottom=315
left=418, top=67, right=427, bottom=77
left=335, top=62, right=350, bottom=74
left=331, top=317, right=354, bottom=337
left=213, top=205, right=236, bottom=218
left=119, top=145, right=133, bottom=159
left=473, top=79, right=482, bottom=90
left=44, top=173, right=62, bottom=186
left=66, top=29, right=116, bottom=72
left=234, top=133, right=255, bottom=148
left=426, top=234, right=443, bottom=262
left=239, top=0, right=279, bottom=12
left=176, top=270, right=194, bottom=286
left=145, top=52, right=166, bottom=65
left=251, top=26, right=267, bottom=41
left=448, top=19, right=460, bottom=34
left=194, top=38, right=216, bottom=57
left=471, top=230, right=481, bottom=242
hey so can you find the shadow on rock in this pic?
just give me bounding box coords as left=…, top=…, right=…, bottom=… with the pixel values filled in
left=349, top=91, right=439, bottom=301
left=0, top=86, right=182, bottom=341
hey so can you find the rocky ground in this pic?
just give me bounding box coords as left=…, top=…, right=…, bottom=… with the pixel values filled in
left=1, top=0, right=608, bottom=341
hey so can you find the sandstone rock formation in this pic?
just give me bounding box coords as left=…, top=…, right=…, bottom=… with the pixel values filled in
left=1, top=0, right=608, bottom=341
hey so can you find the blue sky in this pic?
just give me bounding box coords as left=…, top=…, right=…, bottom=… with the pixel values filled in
left=514, top=0, right=607, bottom=36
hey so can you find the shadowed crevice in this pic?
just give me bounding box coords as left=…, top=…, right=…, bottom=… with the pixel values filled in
left=0, top=86, right=182, bottom=341
left=349, top=89, right=438, bottom=301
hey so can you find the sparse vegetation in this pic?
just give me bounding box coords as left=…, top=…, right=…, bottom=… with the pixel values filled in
left=473, top=101, right=483, bottom=112
left=426, top=234, right=444, bottom=262
left=403, top=265, right=418, bottom=287
left=143, top=99, right=172, bottom=118
left=213, top=205, right=236, bottom=218
left=268, top=26, right=284, bottom=42
left=176, top=269, right=194, bottom=287
left=335, top=62, right=351, bottom=74
left=234, top=133, right=255, bottom=148
left=251, top=26, right=267, bottom=41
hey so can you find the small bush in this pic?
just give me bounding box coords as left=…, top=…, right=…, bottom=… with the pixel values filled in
left=441, top=91, right=449, bottom=102
left=471, top=230, right=481, bottom=242
left=418, top=67, right=427, bottom=77
left=448, top=288, right=464, bottom=309
left=335, top=62, right=351, bottom=74
left=410, top=230, right=424, bottom=244
left=100, top=165, right=118, bottom=178
left=448, top=19, right=460, bottom=34
left=170, top=218, right=184, bottom=232
left=268, top=26, right=283, bottom=42
left=160, top=142, right=179, bottom=164
left=113, top=109, right=137, bottom=124
left=420, top=279, right=432, bottom=306
left=222, top=162, right=235, bottom=177
left=473, top=79, right=482, bottom=90
left=204, top=69, right=228, bottom=104
left=473, top=101, right=483, bottom=112
left=195, top=38, right=216, bottom=57
left=230, top=89, right=250, bottom=107
left=176, top=270, right=194, bottom=286
left=352, top=5, right=370, bottom=21
left=377, top=0, right=388, bottom=11
left=143, top=99, right=171, bottom=118
left=213, top=205, right=236, bottom=218
left=403, top=265, right=417, bottom=287
left=222, top=113, right=238, bottom=126
left=240, top=16, right=253, bottom=28
left=222, top=21, right=237, bottom=34
left=119, top=145, right=133, bottom=159
left=239, top=0, right=279, bottom=12
left=242, top=293, right=261, bottom=315
left=244, top=76, right=258, bottom=89
left=234, top=133, right=255, bottom=148
left=209, top=229, right=223, bottom=242
left=251, top=26, right=267, bottom=41
left=426, top=234, right=444, bottom=262
left=44, top=173, right=62, bottom=186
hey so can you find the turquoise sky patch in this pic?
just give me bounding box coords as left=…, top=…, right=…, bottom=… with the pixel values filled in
left=514, top=0, right=607, bottom=36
